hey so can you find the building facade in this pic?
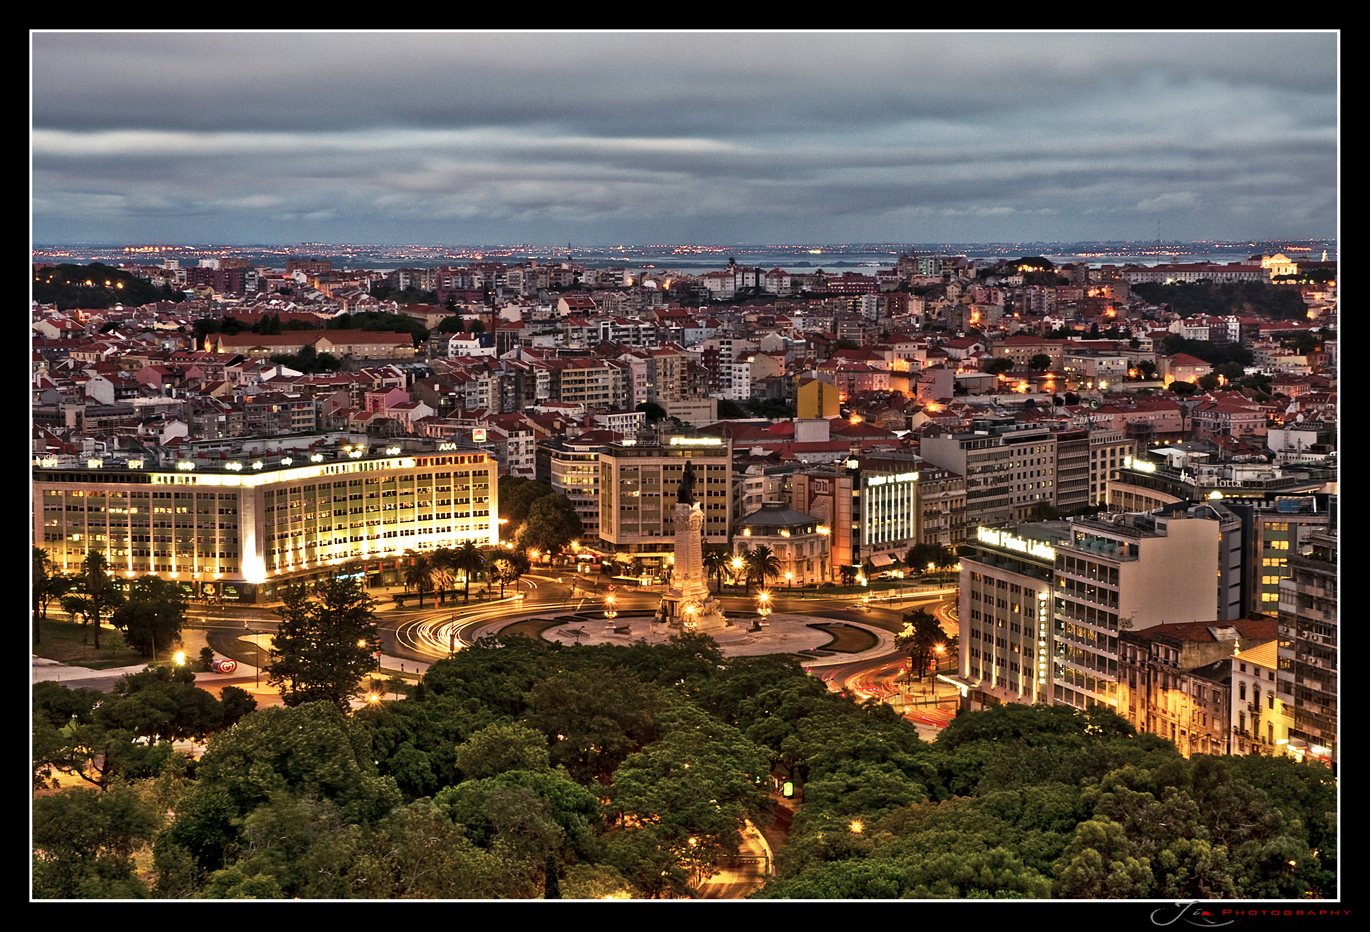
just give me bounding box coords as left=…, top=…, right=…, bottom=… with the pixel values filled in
left=733, top=501, right=831, bottom=588
left=1276, top=530, right=1338, bottom=768
left=34, top=446, right=497, bottom=602
left=597, top=437, right=733, bottom=572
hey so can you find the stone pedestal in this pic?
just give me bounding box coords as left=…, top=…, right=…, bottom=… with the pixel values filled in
left=657, top=502, right=729, bottom=633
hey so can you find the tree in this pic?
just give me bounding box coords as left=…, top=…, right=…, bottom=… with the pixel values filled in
left=702, top=544, right=730, bottom=593
left=499, top=477, right=556, bottom=530
left=606, top=700, right=771, bottom=890
left=428, top=546, right=457, bottom=602
left=526, top=670, right=661, bottom=785
left=159, top=700, right=403, bottom=879
left=519, top=495, right=582, bottom=560
left=34, top=705, right=180, bottom=792
left=717, top=399, right=746, bottom=419
left=33, top=547, right=73, bottom=644
left=32, top=785, right=162, bottom=898
left=896, top=609, right=944, bottom=681
left=452, top=540, right=485, bottom=602
left=110, top=574, right=188, bottom=658
left=635, top=401, right=667, bottom=423
left=746, top=545, right=782, bottom=592
left=402, top=550, right=435, bottom=608
left=1029, top=354, right=1053, bottom=372
left=486, top=557, right=521, bottom=598
left=268, top=572, right=379, bottom=710
left=72, top=550, right=123, bottom=650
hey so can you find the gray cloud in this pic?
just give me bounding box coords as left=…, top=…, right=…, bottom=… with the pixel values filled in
left=31, top=31, right=1338, bottom=245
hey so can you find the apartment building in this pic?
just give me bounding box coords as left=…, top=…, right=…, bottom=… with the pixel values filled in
left=536, top=432, right=614, bottom=544
left=956, top=505, right=1241, bottom=715
left=1088, top=428, right=1134, bottom=506
left=915, top=463, right=967, bottom=549
left=1276, top=530, right=1338, bottom=768
left=958, top=524, right=1057, bottom=707
left=1225, top=495, right=1335, bottom=614
left=1117, top=617, right=1280, bottom=758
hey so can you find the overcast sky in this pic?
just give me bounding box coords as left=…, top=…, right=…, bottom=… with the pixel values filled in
left=31, top=31, right=1339, bottom=248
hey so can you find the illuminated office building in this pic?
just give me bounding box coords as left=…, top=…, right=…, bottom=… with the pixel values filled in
left=956, top=505, right=1232, bottom=713
left=33, top=446, right=496, bottom=602
left=789, top=451, right=923, bottom=574
left=596, top=436, right=733, bottom=574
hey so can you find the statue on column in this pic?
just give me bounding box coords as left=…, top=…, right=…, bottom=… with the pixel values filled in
left=677, top=459, right=696, bottom=504
left=659, top=458, right=728, bottom=633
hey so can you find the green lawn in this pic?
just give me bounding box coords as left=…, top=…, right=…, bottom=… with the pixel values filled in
left=808, top=623, right=879, bottom=653
left=32, top=617, right=146, bottom=669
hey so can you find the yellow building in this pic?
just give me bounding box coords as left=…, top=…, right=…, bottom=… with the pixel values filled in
left=796, top=377, right=840, bottom=419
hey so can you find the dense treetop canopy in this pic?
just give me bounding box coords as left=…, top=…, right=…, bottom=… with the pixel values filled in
left=32, top=630, right=1335, bottom=900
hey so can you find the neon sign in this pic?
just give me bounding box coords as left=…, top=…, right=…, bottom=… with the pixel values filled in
left=976, top=526, right=1056, bottom=561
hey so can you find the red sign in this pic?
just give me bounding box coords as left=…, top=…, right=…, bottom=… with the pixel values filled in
left=213, top=659, right=238, bottom=674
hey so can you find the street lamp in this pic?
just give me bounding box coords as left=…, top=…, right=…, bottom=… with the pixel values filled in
left=604, top=594, right=617, bottom=619
left=732, top=556, right=744, bottom=594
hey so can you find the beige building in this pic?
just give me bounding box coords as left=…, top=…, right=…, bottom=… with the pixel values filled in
left=1088, top=428, right=1134, bottom=506
left=207, top=329, right=416, bottom=361
left=957, top=507, right=1237, bottom=715
left=916, top=464, right=967, bottom=548
left=597, top=437, right=732, bottom=573
left=1117, top=617, right=1280, bottom=758
left=733, top=501, right=831, bottom=587
left=1231, top=639, right=1295, bottom=759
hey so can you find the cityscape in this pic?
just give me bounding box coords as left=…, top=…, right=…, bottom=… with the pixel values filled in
left=32, top=30, right=1338, bottom=905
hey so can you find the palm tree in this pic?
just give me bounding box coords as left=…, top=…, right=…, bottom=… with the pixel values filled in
left=79, top=550, right=121, bottom=650
left=745, top=545, right=781, bottom=593
left=453, top=540, right=484, bottom=602
left=430, top=546, right=458, bottom=604
left=403, top=550, right=435, bottom=608
left=33, top=547, right=60, bottom=644
left=702, top=544, right=728, bottom=593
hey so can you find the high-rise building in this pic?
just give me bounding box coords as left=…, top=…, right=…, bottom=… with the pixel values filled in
left=536, top=432, right=616, bottom=544
left=1088, top=428, right=1134, bottom=507
left=956, top=504, right=1238, bottom=714
left=1276, top=530, right=1338, bottom=768
left=597, top=436, right=732, bottom=574
left=789, top=451, right=923, bottom=575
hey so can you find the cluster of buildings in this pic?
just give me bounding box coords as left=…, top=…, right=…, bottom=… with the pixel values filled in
left=33, top=245, right=1337, bottom=765
left=954, top=493, right=1336, bottom=767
